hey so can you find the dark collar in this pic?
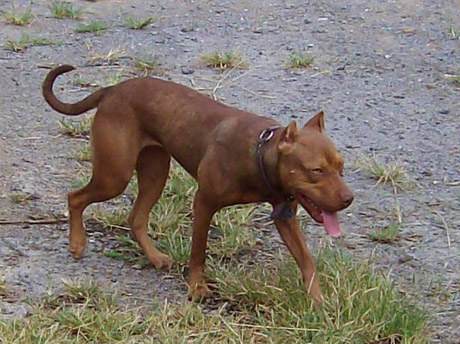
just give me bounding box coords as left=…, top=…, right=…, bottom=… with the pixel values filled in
left=255, top=127, right=295, bottom=220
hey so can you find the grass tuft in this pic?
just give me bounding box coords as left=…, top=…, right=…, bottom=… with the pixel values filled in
left=49, top=1, right=82, bottom=19
left=287, top=52, right=314, bottom=69
left=5, top=34, right=55, bottom=52
left=3, top=7, right=33, bottom=26
left=355, top=155, right=413, bottom=192
left=75, top=143, right=92, bottom=162
left=287, top=51, right=314, bottom=69
left=9, top=192, right=34, bottom=204
left=124, top=16, right=154, bottom=30
left=75, top=20, right=107, bottom=33
left=58, top=115, right=92, bottom=138
left=200, top=51, right=247, bottom=70
left=369, top=223, right=401, bottom=243
left=447, top=26, right=459, bottom=40
left=133, top=57, right=159, bottom=76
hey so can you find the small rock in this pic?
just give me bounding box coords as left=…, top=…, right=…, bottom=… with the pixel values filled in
left=439, top=109, right=449, bottom=114
left=181, top=67, right=194, bottom=75
left=303, top=18, right=312, bottom=24
left=398, top=254, right=413, bottom=264
left=180, top=26, right=194, bottom=33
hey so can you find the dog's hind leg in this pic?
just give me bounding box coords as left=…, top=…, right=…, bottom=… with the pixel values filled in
left=68, top=114, right=138, bottom=259
left=128, top=146, right=172, bottom=270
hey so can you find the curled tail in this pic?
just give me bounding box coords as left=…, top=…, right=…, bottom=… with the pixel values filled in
left=42, top=65, right=110, bottom=116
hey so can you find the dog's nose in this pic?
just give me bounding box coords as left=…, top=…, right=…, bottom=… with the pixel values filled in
left=341, top=190, right=354, bottom=207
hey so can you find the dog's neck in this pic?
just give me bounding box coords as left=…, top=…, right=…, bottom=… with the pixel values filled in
left=256, top=127, right=285, bottom=200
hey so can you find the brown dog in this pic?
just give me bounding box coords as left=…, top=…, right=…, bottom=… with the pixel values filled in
left=42, top=65, right=353, bottom=304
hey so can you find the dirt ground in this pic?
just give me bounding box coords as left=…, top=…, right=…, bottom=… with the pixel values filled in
left=0, top=0, right=459, bottom=342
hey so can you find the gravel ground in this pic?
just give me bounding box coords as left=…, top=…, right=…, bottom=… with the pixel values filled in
left=0, top=0, right=458, bottom=342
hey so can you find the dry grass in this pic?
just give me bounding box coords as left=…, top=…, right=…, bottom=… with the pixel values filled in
left=355, top=155, right=413, bottom=192
left=88, top=47, right=127, bottom=65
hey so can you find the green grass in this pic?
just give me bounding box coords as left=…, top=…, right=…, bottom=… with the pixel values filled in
left=448, top=75, right=460, bottom=86
left=447, top=26, right=459, bottom=40
left=124, top=16, right=154, bottom=30
left=287, top=52, right=314, bottom=69
left=58, top=116, right=92, bottom=138
left=49, top=1, right=82, bottom=19
left=5, top=34, right=55, bottom=52
left=369, top=224, right=401, bottom=243
left=75, top=143, right=92, bottom=162
left=0, top=251, right=428, bottom=343
left=93, top=163, right=255, bottom=267
left=200, top=51, right=247, bottom=70
left=133, top=57, right=159, bottom=76
left=355, top=156, right=413, bottom=193
left=3, top=7, right=33, bottom=26
left=75, top=20, right=107, bottom=33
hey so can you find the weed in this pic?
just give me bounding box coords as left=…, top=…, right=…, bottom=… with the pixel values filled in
left=124, top=16, right=154, bottom=30
left=75, top=20, right=107, bottom=33
left=9, top=192, right=33, bottom=204
left=58, top=115, right=92, bottom=138
left=49, top=1, right=82, bottom=19
left=5, top=34, right=55, bottom=52
left=200, top=51, right=246, bottom=70
left=70, top=173, right=91, bottom=190
left=3, top=7, right=33, bottom=26
left=355, top=155, right=413, bottom=192
left=287, top=51, right=314, bottom=68
left=448, top=26, right=459, bottom=40
left=369, top=223, right=401, bottom=243
left=133, top=57, right=158, bottom=76
left=75, top=143, right=92, bottom=162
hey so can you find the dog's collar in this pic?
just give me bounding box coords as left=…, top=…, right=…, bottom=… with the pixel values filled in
left=256, top=127, right=295, bottom=220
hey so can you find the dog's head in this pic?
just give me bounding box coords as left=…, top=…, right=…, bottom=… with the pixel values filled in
left=277, top=111, right=353, bottom=237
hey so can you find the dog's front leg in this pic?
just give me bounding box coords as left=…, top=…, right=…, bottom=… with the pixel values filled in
left=273, top=208, right=323, bottom=305
left=188, top=191, right=216, bottom=300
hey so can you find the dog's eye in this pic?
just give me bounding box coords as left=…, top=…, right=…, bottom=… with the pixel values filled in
left=311, top=168, right=323, bottom=174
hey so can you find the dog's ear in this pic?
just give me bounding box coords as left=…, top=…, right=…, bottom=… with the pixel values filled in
left=278, top=121, right=298, bottom=153
left=304, top=111, right=325, bottom=132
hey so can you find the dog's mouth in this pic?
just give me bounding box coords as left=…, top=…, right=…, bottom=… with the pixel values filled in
left=296, top=193, right=342, bottom=238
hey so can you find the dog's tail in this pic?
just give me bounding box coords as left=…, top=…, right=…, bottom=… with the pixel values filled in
left=42, top=65, right=110, bottom=116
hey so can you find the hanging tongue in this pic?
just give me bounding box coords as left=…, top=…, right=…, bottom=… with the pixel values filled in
left=321, top=211, right=342, bottom=237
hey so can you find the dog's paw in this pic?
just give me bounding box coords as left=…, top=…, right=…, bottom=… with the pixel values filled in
left=188, top=282, right=210, bottom=301
left=152, top=253, right=173, bottom=271
left=68, top=240, right=86, bottom=259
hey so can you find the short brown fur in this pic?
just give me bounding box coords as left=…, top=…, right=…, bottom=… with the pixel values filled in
left=42, top=65, right=353, bottom=304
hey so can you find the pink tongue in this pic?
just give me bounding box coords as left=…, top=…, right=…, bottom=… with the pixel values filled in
left=321, top=211, right=342, bottom=237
